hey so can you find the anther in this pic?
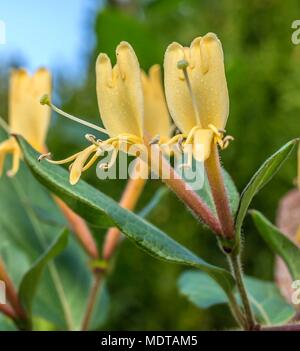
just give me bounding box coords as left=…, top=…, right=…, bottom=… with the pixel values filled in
left=149, top=134, right=160, bottom=145
left=38, top=152, right=52, bottom=162
left=85, top=134, right=101, bottom=146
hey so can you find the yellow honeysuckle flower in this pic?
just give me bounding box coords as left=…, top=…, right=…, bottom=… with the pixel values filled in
left=164, top=32, right=232, bottom=162
left=0, top=68, right=51, bottom=176
left=42, top=42, right=170, bottom=185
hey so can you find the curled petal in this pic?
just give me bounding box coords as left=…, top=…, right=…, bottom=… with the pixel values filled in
left=70, top=145, right=98, bottom=185
left=0, top=137, right=21, bottom=177
left=141, top=65, right=170, bottom=142
left=96, top=42, right=143, bottom=138
left=184, top=129, right=214, bottom=162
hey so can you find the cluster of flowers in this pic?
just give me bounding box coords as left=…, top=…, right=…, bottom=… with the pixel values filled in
left=0, top=33, right=233, bottom=185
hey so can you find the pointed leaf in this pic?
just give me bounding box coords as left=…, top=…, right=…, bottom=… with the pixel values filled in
left=235, top=139, right=297, bottom=249
left=251, top=210, right=300, bottom=281
left=19, top=229, right=69, bottom=316
left=178, top=271, right=295, bottom=325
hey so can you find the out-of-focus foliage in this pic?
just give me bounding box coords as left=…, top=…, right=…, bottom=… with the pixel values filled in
left=1, top=0, right=300, bottom=330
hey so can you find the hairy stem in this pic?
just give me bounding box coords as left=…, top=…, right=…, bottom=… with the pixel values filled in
left=227, top=292, right=246, bottom=328
left=229, top=253, right=257, bottom=330
left=149, top=146, right=222, bottom=234
left=0, top=303, right=18, bottom=320
left=205, top=145, right=234, bottom=238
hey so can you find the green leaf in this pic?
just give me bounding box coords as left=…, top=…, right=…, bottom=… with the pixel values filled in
left=178, top=271, right=295, bottom=325
left=16, top=135, right=235, bottom=297
left=0, top=315, right=18, bottom=331
left=251, top=210, right=300, bottom=281
left=235, top=139, right=297, bottom=249
left=178, top=270, right=227, bottom=309
left=19, top=229, right=68, bottom=316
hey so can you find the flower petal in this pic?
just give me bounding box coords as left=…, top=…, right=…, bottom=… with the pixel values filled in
left=70, top=145, right=97, bottom=185
left=164, top=42, right=198, bottom=134
left=195, top=33, right=229, bottom=129
left=141, top=64, right=170, bottom=142
left=192, top=129, right=214, bottom=162
left=9, top=68, right=51, bottom=152
left=96, top=42, right=143, bottom=138
left=0, top=137, right=21, bottom=177
left=164, top=33, right=229, bottom=133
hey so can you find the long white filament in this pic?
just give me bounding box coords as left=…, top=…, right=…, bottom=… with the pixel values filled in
left=40, top=95, right=109, bottom=135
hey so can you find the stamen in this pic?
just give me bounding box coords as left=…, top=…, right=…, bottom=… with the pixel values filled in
left=164, top=133, right=186, bottom=146
left=149, top=134, right=160, bottom=145
left=85, top=133, right=102, bottom=146
left=39, top=151, right=81, bottom=165
left=222, top=135, right=234, bottom=149
left=177, top=59, right=201, bottom=127
left=38, top=152, right=52, bottom=162
left=178, top=147, right=193, bottom=169
left=99, top=148, right=118, bottom=170
left=185, top=126, right=200, bottom=145
left=40, top=94, right=109, bottom=135
left=208, top=124, right=222, bottom=137
left=82, top=153, right=100, bottom=172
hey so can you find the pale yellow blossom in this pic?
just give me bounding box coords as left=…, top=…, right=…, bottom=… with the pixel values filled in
left=43, top=42, right=170, bottom=185
left=164, top=33, right=231, bottom=162
left=0, top=68, right=51, bottom=176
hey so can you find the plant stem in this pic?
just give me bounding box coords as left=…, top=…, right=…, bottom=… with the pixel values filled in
left=227, top=292, right=246, bottom=328
left=0, top=258, right=25, bottom=320
left=0, top=303, right=18, bottom=320
left=54, top=196, right=99, bottom=259
left=149, top=146, right=222, bottom=234
left=82, top=170, right=147, bottom=329
left=229, top=253, right=257, bottom=330
left=205, top=145, right=234, bottom=238
left=81, top=271, right=103, bottom=331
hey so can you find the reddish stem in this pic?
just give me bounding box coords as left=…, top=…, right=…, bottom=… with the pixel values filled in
left=205, top=145, right=235, bottom=238
left=54, top=196, right=99, bottom=259
left=81, top=271, right=103, bottom=331
left=0, top=303, right=18, bottom=320
left=151, top=147, right=222, bottom=234
left=0, top=258, right=26, bottom=320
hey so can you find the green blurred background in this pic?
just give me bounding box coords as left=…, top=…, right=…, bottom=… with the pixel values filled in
left=1, top=0, right=300, bottom=330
